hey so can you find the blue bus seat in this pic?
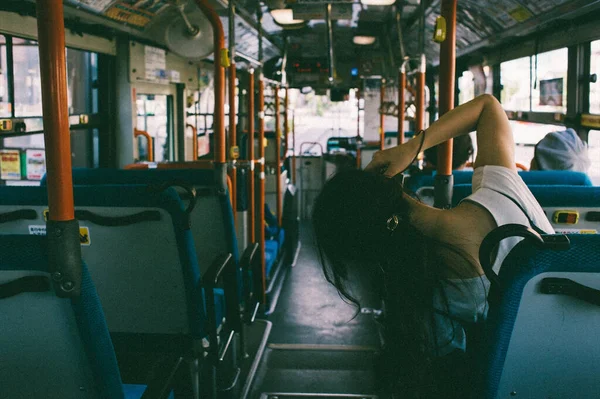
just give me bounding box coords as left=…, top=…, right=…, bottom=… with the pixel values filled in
left=475, top=234, right=600, bottom=398
left=453, top=185, right=600, bottom=233
left=407, top=170, right=593, bottom=192
left=0, top=235, right=177, bottom=399
left=0, top=235, right=122, bottom=398
left=265, top=239, right=279, bottom=279
left=0, top=185, right=210, bottom=337
left=0, top=186, right=231, bottom=394
left=43, top=168, right=240, bottom=270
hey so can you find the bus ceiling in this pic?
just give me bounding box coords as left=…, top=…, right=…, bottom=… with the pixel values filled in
left=2, top=0, right=600, bottom=88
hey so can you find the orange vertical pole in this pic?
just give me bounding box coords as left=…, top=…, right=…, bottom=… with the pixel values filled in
left=357, top=88, right=361, bottom=168
left=437, top=0, right=456, bottom=176
left=434, top=0, right=457, bottom=209
left=398, top=66, right=406, bottom=144
left=258, top=76, right=266, bottom=303
left=37, top=0, right=84, bottom=298
left=415, top=56, right=425, bottom=135
left=275, top=86, right=282, bottom=226
left=36, top=0, right=74, bottom=222
left=248, top=70, right=256, bottom=243
left=283, top=87, right=289, bottom=159
left=379, top=79, right=385, bottom=150
left=229, top=64, right=237, bottom=222
left=292, top=110, right=296, bottom=184
left=194, top=0, right=225, bottom=166
left=187, top=124, right=198, bottom=160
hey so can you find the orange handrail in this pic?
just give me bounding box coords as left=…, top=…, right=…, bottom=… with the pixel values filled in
left=275, top=86, right=282, bottom=226
left=228, top=64, right=237, bottom=221
left=186, top=124, right=198, bottom=160
left=248, top=70, right=256, bottom=244
left=194, top=0, right=225, bottom=166
left=134, top=129, right=154, bottom=162
left=258, top=76, right=266, bottom=303
left=466, top=161, right=529, bottom=171
left=437, top=0, right=457, bottom=177
left=415, top=57, right=425, bottom=139
left=292, top=110, right=296, bottom=184
left=398, top=66, right=406, bottom=144
left=227, top=174, right=233, bottom=209
left=516, top=162, right=529, bottom=171
left=284, top=87, right=289, bottom=159
left=36, top=0, right=74, bottom=222
left=380, top=80, right=385, bottom=150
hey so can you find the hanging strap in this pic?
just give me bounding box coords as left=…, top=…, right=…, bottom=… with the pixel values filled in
left=0, top=209, right=38, bottom=224
left=75, top=210, right=161, bottom=227
left=0, top=275, right=51, bottom=299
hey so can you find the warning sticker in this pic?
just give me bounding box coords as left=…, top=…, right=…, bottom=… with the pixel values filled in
left=27, top=225, right=92, bottom=245
left=555, top=229, right=597, bottom=234
left=79, top=226, right=91, bottom=246
left=29, top=225, right=47, bottom=235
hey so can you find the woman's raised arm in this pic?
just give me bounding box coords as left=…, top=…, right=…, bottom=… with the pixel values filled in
left=366, top=94, right=515, bottom=176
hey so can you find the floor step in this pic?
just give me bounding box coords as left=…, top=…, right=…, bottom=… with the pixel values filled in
left=248, top=347, right=377, bottom=398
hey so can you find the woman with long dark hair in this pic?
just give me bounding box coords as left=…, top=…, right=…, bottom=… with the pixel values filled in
left=312, top=94, right=554, bottom=397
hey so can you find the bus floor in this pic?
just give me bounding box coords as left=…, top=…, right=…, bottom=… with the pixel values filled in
left=247, top=222, right=381, bottom=399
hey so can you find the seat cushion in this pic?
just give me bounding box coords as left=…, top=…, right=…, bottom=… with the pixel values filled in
left=265, top=240, right=279, bottom=278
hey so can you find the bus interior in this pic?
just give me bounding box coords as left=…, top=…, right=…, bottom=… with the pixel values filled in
left=0, top=0, right=599, bottom=398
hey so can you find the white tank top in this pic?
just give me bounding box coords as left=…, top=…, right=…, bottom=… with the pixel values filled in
left=433, top=165, right=555, bottom=356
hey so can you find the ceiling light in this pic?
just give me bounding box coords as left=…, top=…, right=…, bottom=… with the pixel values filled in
left=353, top=36, right=376, bottom=45
left=270, top=9, right=304, bottom=25
left=360, top=0, right=397, bottom=5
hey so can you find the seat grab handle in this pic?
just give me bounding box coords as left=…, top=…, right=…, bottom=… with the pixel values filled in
left=541, top=277, right=600, bottom=307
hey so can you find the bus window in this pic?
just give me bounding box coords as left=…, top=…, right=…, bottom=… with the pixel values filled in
left=588, top=130, right=600, bottom=184
left=458, top=70, right=474, bottom=105
left=136, top=94, right=172, bottom=163
left=13, top=38, right=43, bottom=117
left=470, top=121, right=558, bottom=169
left=501, top=56, right=531, bottom=111
left=590, top=40, right=600, bottom=114
left=0, top=35, right=9, bottom=117
left=531, top=48, right=568, bottom=114
left=510, top=121, right=562, bottom=168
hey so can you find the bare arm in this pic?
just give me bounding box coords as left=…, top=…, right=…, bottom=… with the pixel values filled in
left=366, top=94, right=516, bottom=176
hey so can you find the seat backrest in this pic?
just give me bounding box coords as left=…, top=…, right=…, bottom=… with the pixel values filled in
left=46, top=168, right=239, bottom=269
left=478, top=234, right=600, bottom=399
left=0, top=235, right=124, bottom=398
left=452, top=185, right=600, bottom=233
left=0, top=185, right=206, bottom=338
left=408, top=170, right=593, bottom=192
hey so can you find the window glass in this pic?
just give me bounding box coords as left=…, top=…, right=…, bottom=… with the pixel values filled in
left=501, top=56, right=531, bottom=111
left=483, top=65, right=494, bottom=95
left=590, top=40, right=600, bottom=114
left=136, top=94, right=170, bottom=163
left=458, top=70, right=474, bottom=105
left=588, top=130, right=600, bottom=185
left=0, top=35, right=10, bottom=116
left=13, top=38, right=43, bottom=117
left=509, top=121, right=563, bottom=168
left=531, top=48, right=568, bottom=113
left=66, top=48, right=93, bottom=115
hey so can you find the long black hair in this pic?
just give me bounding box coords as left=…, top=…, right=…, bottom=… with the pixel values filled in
left=312, top=169, right=475, bottom=398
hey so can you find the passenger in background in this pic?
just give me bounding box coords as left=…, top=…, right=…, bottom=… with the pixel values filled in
left=312, top=94, right=553, bottom=399
left=530, top=128, right=591, bottom=173
left=423, top=133, right=474, bottom=171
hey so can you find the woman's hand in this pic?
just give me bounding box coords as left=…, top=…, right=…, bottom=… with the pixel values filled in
left=365, top=138, right=421, bottom=177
